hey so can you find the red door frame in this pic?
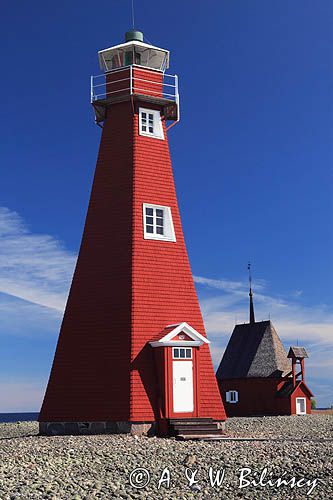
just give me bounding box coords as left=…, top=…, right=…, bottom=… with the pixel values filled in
left=164, top=346, right=199, bottom=419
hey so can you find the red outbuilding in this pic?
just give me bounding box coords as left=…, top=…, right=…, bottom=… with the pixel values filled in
left=216, top=283, right=313, bottom=417
left=39, top=30, right=226, bottom=437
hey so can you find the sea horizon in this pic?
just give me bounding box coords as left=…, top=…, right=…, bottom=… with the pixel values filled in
left=0, top=408, right=330, bottom=424
left=0, top=412, right=39, bottom=423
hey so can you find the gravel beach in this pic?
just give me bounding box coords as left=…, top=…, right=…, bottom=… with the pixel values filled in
left=0, top=415, right=332, bottom=499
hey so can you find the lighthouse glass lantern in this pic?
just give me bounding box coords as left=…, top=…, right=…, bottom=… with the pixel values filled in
left=39, top=29, right=226, bottom=437
left=91, top=31, right=179, bottom=124
left=98, top=30, right=169, bottom=72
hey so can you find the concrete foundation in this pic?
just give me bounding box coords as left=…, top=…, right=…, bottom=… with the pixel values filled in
left=39, top=421, right=157, bottom=436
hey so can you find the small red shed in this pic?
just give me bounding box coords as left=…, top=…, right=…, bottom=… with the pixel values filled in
left=216, top=285, right=313, bottom=417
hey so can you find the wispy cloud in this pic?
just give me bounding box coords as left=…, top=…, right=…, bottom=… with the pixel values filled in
left=194, top=275, right=267, bottom=294
left=0, top=292, right=61, bottom=337
left=194, top=275, right=333, bottom=345
left=0, top=207, right=76, bottom=311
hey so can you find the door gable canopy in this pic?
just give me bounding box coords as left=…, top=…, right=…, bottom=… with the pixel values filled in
left=150, top=322, right=210, bottom=348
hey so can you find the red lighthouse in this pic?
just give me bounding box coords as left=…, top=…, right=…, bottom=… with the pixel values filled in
left=39, top=30, right=226, bottom=437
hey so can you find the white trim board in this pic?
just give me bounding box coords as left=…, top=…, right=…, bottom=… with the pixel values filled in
left=150, top=322, right=210, bottom=348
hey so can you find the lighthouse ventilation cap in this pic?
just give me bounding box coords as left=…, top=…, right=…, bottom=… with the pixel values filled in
left=125, top=30, right=144, bottom=42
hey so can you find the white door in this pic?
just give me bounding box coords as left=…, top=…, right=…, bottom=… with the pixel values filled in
left=173, top=361, right=194, bottom=413
left=296, top=398, right=306, bottom=415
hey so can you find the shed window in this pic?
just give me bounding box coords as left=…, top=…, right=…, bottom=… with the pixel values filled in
left=139, top=108, right=164, bottom=140
left=226, top=390, right=238, bottom=403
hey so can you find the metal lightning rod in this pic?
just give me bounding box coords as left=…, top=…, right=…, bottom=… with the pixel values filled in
left=131, top=0, right=135, bottom=29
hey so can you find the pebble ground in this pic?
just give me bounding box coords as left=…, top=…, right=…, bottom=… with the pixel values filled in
left=0, top=415, right=332, bottom=499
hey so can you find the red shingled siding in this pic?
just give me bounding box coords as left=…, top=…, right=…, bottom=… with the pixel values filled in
left=105, top=67, right=163, bottom=101
left=132, top=67, right=163, bottom=98
left=39, top=101, right=134, bottom=422
left=130, top=101, right=225, bottom=421
left=105, top=68, right=131, bottom=99
left=39, top=77, right=226, bottom=423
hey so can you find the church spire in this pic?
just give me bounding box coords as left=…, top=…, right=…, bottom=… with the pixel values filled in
left=248, top=262, right=255, bottom=324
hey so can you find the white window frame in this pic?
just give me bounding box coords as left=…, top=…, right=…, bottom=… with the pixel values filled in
left=139, top=107, right=164, bottom=140
left=226, top=390, right=238, bottom=403
left=296, top=397, right=307, bottom=415
left=143, top=203, right=176, bottom=242
left=172, top=347, right=192, bottom=360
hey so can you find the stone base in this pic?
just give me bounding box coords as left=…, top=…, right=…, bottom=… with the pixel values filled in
left=39, top=421, right=157, bottom=436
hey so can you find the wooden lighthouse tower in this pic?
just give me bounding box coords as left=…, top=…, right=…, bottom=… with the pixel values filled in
left=39, top=30, right=226, bottom=437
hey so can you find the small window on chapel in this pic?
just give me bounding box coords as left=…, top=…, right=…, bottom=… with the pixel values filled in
left=143, top=204, right=176, bottom=242
left=226, top=390, right=238, bottom=403
left=139, top=108, right=164, bottom=140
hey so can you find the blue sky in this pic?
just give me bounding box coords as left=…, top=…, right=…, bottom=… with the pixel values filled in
left=0, top=0, right=332, bottom=411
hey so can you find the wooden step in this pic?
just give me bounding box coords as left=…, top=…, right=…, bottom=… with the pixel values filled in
left=175, top=428, right=223, bottom=436
left=172, top=424, right=219, bottom=432
left=169, top=418, right=213, bottom=425
left=176, top=433, right=226, bottom=441
left=168, top=418, right=225, bottom=440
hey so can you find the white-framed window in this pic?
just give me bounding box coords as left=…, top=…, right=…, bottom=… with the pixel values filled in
left=173, top=347, right=192, bottom=359
left=139, top=108, right=164, bottom=140
left=143, top=203, right=176, bottom=242
left=296, top=397, right=307, bottom=415
left=226, top=390, right=238, bottom=403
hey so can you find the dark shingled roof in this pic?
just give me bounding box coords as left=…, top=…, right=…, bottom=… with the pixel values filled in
left=288, top=346, right=309, bottom=359
left=276, top=380, right=314, bottom=398
left=276, top=380, right=295, bottom=398
left=216, top=320, right=291, bottom=379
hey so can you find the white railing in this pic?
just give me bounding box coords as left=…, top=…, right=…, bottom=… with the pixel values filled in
left=90, top=65, right=179, bottom=110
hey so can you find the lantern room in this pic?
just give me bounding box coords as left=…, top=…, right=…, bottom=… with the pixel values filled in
left=91, top=31, right=179, bottom=125
left=98, top=30, right=170, bottom=72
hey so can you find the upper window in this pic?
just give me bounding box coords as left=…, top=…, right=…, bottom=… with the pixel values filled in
left=139, top=108, right=164, bottom=140
left=143, top=203, right=176, bottom=242
left=226, top=390, right=238, bottom=403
